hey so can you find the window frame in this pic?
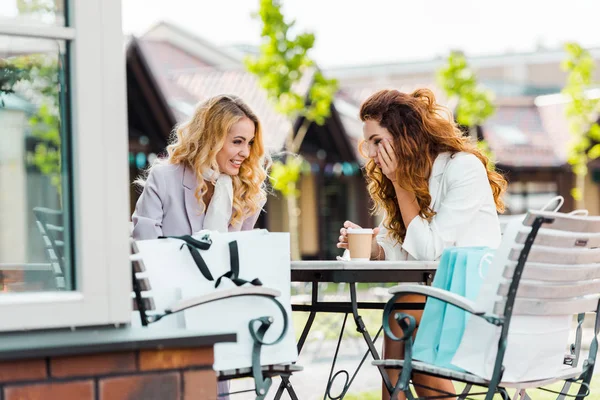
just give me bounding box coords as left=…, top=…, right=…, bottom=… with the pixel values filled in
left=0, top=0, right=131, bottom=331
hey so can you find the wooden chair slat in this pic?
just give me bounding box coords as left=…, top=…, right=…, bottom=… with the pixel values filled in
left=509, top=247, right=600, bottom=264
left=498, top=279, right=600, bottom=299
left=516, top=230, right=600, bottom=249
left=137, top=277, right=151, bottom=291
left=494, top=296, right=600, bottom=316
left=132, top=296, right=155, bottom=311
left=524, top=211, right=600, bottom=233
left=132, top=260, right=145, bottom=273
left=45, top=224, right=64, bottom=233
left=503, top=262, right=600, bottom=282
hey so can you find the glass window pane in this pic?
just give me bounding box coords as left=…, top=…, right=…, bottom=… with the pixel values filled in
left=0, top=0, right=66, bottom=27
left=0, top=34, right=73, bottom=292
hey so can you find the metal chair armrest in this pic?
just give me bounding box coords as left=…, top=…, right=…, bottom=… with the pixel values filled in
left=388, top=284, right=486, bottom=316
left=165, top=286, right=281, bottom=315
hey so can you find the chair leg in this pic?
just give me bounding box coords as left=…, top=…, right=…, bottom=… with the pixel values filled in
left=457, top=384, right=472, bottom=399
left=280, top=375, right=299, bottom=400
left=513, top=389, right=532, bottom=400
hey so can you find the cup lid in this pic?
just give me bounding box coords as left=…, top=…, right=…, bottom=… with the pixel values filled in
left=347, top=228, right=374, bottom=234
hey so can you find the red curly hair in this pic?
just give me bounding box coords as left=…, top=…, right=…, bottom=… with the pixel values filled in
left=359, top=88, right=507, bottom=244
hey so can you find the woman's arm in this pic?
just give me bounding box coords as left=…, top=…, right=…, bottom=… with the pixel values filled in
left=378, top=140, right=491, bottom=261
left=132, top=167, right=165, bottom=240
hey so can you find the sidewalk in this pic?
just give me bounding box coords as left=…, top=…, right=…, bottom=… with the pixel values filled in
left=230, top=333, right=600, bottom=400
left=230, top=336, right=382, bottom=400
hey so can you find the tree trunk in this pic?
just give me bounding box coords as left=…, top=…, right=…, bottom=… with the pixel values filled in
left=576, top=172, right=586, bottom=210
left=286, top=188, right=301, bottom=260
left=283, top=118, right=311, bottom=261
left=468, top=125, right=478, bottom=143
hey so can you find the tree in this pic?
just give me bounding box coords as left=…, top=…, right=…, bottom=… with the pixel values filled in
left=561, top=42, right=600, bottom=208
left=245, top=0, right=338, bottom=260
left=437, top=51, right=496, bottom=164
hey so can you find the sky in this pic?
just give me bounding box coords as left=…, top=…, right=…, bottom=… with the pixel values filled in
left=119, top=0, right=600, bottom=68
left=1, top=1, right=599, bottom=68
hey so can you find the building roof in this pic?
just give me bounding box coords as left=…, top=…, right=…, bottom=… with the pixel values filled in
left=173, top=68, right=308, bottom=153
left=483, top=102, right=563, bottom=168
left=136, top=40, right=208, bottom=122
left=135, top=21, right=326, bottom=154
left=325, top=47, right=600, bottom=80
left=142, top=21, right=242, bottom=68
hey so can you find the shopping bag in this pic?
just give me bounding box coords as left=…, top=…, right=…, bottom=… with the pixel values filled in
left=435, top=247, right=492, bottom=369
left=134, top=229, right=298, bottom=371
left=451, top=219, right=572, bottom=382
left=412, top=247, right=491, bottom=368
left=411, top=248, right=458, bottom=364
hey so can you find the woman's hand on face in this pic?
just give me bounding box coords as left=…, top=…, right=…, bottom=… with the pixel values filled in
left=377, top=139, right=398, bottom=183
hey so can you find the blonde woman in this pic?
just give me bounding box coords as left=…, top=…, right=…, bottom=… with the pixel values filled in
left=133, top=94, right=268, bottom=239
left=337, top=89, right=507, bottom=399
left=132, top=95, right=268, bottom=400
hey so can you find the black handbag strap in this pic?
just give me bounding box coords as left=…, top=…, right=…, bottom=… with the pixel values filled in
left=159, top=234, right=212, bottom=250
left=181, top=243, right=214, bottom=282
left=159, top=235, right=214, bottom=281
left=215, top=241, right=263, bottom=288
left=160, top=236, right=262, bottom=287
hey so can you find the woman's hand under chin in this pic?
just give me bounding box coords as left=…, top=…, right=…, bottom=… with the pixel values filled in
left=377, top=139, right=399, bottom=183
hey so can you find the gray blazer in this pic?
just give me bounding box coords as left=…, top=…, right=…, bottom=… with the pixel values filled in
left=132, top=163, right=264, bottom=240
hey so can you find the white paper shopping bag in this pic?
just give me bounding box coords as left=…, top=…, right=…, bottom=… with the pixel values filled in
left=135, top=230, right=298, bottom=371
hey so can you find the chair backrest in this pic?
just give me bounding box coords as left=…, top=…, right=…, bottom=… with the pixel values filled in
left=130, top=240, right=155, bottom=326
left=33, top=207, right=67, bottom=290
left=494, top=210, right=600, bottom=318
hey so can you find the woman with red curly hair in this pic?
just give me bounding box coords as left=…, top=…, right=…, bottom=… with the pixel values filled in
left=337, top=88, right=507, bottom=399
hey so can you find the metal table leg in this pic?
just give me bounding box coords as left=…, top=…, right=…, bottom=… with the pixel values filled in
left=349, top=282, right=394, bottom=395
left=273, top=281, right=319, bottom=400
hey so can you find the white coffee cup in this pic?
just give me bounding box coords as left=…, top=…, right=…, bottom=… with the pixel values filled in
left=347, top=228, right=373, bottom=261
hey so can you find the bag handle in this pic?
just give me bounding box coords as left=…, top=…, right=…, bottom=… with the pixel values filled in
left=478, top=251, right=495, bottom=279
left=160, top=235, right=215, bottom=281
left=569, top=209, right=589, bottom=216
left=161, top=235, right=263, bottom=288
left=539, top=196, right=564, bottom=213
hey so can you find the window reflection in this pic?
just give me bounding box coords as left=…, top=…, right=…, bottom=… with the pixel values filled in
left=0, top=0, right=66, bottom=27
left=0, top=35, right=73, bottom=292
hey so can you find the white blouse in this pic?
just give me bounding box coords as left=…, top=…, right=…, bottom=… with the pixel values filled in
left=377, top=152, right=502, bottom=261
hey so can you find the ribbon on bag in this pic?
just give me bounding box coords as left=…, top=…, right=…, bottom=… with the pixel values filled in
left=159, top=234, right=262, bottom=288
left=214, top=241, right=263, bottom=288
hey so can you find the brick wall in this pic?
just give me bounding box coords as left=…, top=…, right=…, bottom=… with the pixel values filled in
left=0, top=346, right=217, bottom=400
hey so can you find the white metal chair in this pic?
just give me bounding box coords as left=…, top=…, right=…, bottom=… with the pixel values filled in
left=375, top=210, right=600, bottom=399
left=130, top=238, right=302, bottom=400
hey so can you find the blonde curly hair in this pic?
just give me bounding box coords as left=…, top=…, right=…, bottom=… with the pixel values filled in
left=142, top=95, right=268, bottom=227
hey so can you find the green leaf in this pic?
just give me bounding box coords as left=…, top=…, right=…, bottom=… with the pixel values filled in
left=436, top=51, right=496, bottom=129
left=561, top=42, right=600, bottom=203
left=269, top=157, right=303, bottom=197
left=588, top=144, right=600, bottom=159
left=246, top=0, right=338, bottom=152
